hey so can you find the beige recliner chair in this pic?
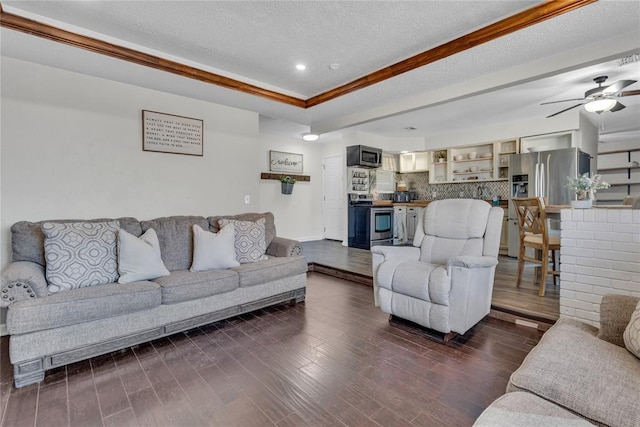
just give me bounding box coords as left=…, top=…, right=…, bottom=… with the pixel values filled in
left=371, top=199, right=503, bottom=339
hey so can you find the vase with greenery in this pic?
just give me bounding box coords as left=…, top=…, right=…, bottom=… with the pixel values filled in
left=436, top=151, right=447, bottom=162
left=565, top=173, right=609, bottom=208
left=280, top=176, right=296, bottom=194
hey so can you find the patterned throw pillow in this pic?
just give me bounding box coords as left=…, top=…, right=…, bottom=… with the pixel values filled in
left=623, top=301, right=640, bottom=359
left=218, top=218, right=268, bottom=263
left=42, top=221, right=119, bottom=293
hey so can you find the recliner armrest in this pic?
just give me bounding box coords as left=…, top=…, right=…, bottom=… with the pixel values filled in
left=371, top=246, right=420, bottom=261
left=266, top=236, right=302, bottom=257
left=1, top=261, right=48, bottom=307
left=447, top=256, right=498, bottom=269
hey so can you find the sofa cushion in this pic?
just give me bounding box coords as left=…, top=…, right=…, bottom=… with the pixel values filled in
left=7, top=281, right=161, bottom=335
left=141, top=216, right=209, bottom=271
left=507, top=318, right=640, bottom=427
left=624, top=300, right=640, bottom=359
left=231, top=256, right=307, bottom=287
left=218, top=218, right=268, bottom=263
left=117, top=228, right=170, bottom=284
left=11, top=217, right=141, bottom=266
left=474, top=392, right=593, bottom=426
left=208, top=212, right=276, bottom=248
left=42, top=221, right=120, bottom=293
left=154, top=269, right=239, bottom=304
left=190, top=224, right=239, bottom=271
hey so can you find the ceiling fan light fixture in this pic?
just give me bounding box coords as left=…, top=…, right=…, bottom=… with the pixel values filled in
left=584, top=98, right=616, bottom=114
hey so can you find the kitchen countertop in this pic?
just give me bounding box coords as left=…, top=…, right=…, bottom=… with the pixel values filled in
left=374, top=199, right=508, bottom=207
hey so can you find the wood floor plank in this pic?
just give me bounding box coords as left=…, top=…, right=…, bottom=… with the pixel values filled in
left=0, top=272, right=544, bottom=427
left=2, top=384, right=38, bottom=427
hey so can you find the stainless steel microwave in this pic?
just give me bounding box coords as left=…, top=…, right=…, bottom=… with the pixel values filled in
left=346, top=145, right=382, bottom=168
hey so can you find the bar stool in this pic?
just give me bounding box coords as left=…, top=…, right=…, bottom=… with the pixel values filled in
left=512, top=197, right=560, bottom=297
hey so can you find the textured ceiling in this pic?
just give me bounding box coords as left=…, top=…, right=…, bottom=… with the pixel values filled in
left=2, top=0, right=540, bottom=97
left=1, top=0, right=639, bottom=138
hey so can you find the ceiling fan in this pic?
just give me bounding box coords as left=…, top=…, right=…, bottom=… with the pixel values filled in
left=542, top=76, right=639, bottom=118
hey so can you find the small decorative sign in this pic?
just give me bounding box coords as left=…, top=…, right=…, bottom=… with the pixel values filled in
left=269, top=150, right=303, bottom=174
left=142, top=110, right=203, bottom=156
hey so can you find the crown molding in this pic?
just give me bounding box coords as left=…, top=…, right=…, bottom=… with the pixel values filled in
left=1, top=0, right=596, bottom=110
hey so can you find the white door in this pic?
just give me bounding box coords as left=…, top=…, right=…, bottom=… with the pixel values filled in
left=323, top=155, right=344, bottom=240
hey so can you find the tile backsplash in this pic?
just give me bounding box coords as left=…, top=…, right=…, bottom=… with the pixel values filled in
left=378, top=172, right=509, bottom=201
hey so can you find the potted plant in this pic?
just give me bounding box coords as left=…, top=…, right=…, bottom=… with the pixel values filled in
left=436, top=151, right=447, bottom=163
left=280, top=176, right=296, bottom=194
left=565, top=173, right=610, bottom=208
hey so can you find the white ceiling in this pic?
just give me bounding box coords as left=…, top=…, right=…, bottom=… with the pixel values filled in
left=2, top=0, right=639, bottom=140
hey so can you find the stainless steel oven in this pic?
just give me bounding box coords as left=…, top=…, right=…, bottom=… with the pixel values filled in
left=370, top=207, right=394, bottom=246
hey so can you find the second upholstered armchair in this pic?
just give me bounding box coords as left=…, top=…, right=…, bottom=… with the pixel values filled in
left=371, top=199, right=504, bottom=339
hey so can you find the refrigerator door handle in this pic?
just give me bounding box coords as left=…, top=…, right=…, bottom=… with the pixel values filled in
left=533, top=163, right=540, bottom=197
left=545, top=154, right=551, bottom=201
left=540, top=162, right=545, bottom=201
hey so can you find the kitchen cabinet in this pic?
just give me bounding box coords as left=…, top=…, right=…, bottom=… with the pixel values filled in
left=381, top=153, right=398, bottom=171
left=429, top=138, right=519, bottom=183
left=399, top=152, right=430, bottom=173
left=406, top=206, right=423, bottom=240
left=500, top=206, right=509, bottom=255
left=450, top=143, right=495, bottom=182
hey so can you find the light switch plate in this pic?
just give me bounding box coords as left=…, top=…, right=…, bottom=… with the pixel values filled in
left=244, top=195, right=250, bottom=204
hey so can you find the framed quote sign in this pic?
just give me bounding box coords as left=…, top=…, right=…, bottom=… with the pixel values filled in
left=269, top=150, right=303, bottom=174
left=142, top=110, right=203, bottom=156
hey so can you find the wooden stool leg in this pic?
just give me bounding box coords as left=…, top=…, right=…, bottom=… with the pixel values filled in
left=516, top=244, right=525, bottom=288
left=539, top=247, right=549, bottom=297
left=552, top=249, right=558, bottom=286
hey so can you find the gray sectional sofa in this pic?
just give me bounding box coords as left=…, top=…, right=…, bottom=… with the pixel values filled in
left=1, top=213, right=307, bottom=388
left=475, top=294, right=640, bottom=426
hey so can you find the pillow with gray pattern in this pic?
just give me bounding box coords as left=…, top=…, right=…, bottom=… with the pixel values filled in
left=218, top=218, right=268, bottom=263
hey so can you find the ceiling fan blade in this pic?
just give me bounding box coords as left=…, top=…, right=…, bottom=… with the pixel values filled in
left=540, top=98, right=584, bottom=105
left=602, top=79, right=637, bottom=95
left=619, top=89, right=640, bottom=97
left=546, top=103, right=583, bottom=118
left=610, top=102, right=626, bottom=112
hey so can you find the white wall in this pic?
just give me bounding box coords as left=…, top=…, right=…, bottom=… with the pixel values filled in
left=0, top=58, right=323, bottom=271
left=257, top=117, right=324, bottom=241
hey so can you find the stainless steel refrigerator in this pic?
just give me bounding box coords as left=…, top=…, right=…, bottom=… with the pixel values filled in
left=507, top=148, right=591, bottom=257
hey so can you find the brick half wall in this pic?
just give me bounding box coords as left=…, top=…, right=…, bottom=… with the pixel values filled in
left=560, top=208, right=640, bottom=326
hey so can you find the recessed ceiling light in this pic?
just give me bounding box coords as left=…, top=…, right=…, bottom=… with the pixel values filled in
left=329, top=63, right=340, bottom=70
left=296, top=64, right=306, bottom=71
left=302, top=132, right=319, bottom=141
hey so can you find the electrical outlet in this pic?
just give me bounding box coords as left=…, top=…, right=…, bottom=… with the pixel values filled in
left=244, top=195, right=250, bottom=204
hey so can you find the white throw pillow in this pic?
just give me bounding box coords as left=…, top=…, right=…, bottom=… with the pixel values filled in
left=218, top=218, right=268, bottom=263
left=42, top=221, right=120, bottom=293
left=118, top=228, right=170, bottom=284
left=623, top=301, right=640, bottom=359
left=190, top=224, right=240, bottom=271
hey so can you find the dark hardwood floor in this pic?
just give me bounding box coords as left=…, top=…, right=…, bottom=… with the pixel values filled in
left=304, top=240, right=559, bottom=323
left=0, top=273, right=544, bottom=427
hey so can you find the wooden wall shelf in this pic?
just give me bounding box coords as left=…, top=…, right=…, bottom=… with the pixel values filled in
left=261, top=173, right=310, bottom=182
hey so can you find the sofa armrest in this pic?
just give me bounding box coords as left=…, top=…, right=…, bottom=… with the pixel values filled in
left=267, top=236, right=302, bottom=257
left=447, top=256, right=498, bottom=269
left=371, top=245, right=420, bottom=260
left=1, top=261, right=48, bottom=307
left=597, top=294, right=640, bottom=348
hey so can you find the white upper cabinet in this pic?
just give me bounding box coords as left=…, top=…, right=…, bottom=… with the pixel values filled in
left=399, top=152, right=430, bottom=173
